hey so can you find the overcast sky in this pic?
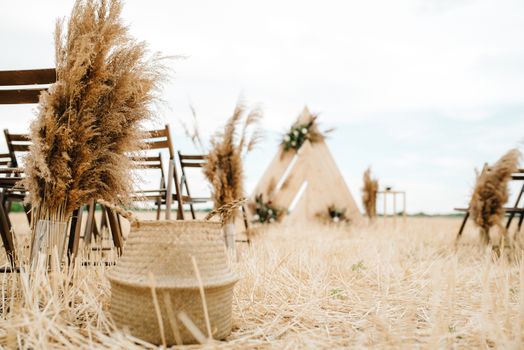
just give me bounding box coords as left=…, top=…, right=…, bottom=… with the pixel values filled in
left=1, top=0, right=523, bottom=214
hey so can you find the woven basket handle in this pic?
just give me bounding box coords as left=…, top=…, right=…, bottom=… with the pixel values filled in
left=204, top=198, right=247, bottom=222
left=97, top=197, right=246, bottom=224
left=97, top=199, right=137, bottom=224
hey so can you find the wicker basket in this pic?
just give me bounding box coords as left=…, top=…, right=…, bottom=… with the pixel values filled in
left=107, top=220, right=238, bottom=345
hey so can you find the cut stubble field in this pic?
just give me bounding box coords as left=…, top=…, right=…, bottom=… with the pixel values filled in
left=1, top=215, right=523, bottom=349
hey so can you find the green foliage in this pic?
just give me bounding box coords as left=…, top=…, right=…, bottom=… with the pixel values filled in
left=351, top=260, right=366, bottom=272
left=8, top=202, right=25, bottom=213
left=330, top=288, right=346, bottom=300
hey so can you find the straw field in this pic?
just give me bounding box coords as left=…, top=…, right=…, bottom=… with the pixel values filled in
left=1, top=214, right=524, bottom=349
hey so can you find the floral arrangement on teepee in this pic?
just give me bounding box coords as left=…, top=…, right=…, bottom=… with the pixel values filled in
left=362, top=167, right=379, bottom=219
left=315, top=205, right=349, bottom=224
left=281, top=115, right=331, bottom=152
left=250, top=194, right=284, bottom=224
left=469, top=149, right=521, bottom=245
left=328, top=205, right=348, bottom=223
left=23, top=0, right=165, bottom=261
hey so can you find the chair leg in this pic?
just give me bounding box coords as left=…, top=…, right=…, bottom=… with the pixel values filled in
left=67, top=208, right=83, bottom=264
left=84, top=200, right=96, bottom=244
left=507, top=185, right=524, bottom=230
left=117, top=212, right=122, bottom=231
left=100, top=209, right=108, bottom=233
left=180, top=174, right=196, bottom=219
left=172, top=160, right=185, bottom=220
left=105, top=207, right=124, bottom=255
left=156, top=196, right=161, bottom=220
left=456, top=211, right=469, bottom=240
left=166, top=161, right=173, bottom=220
left=167, top=160, right=185, bottom=220
left=23, top=203, right=32, bottom=226
left=0, top=198, right=16, bottom=267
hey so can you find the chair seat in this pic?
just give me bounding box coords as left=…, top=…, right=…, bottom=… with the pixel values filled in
left=454, top=208, right=468, bottom=212
left=186, top=197, right=211, bottom=204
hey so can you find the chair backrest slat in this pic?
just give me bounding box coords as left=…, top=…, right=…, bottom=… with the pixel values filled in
left=180, top=162, right=204, bottom=168
left=145, top=129, right=169, bottom=138
left=0, top=68, right=56, bottom=105
left=130, top=155, right=161, bottom=162
left=0, top=69, right=56, bottom=86
left=146, top=140, right=170, bottom=151
left=10, top=144, right=30, bottom=152
left=4, top=130, right=30, bottom=167
left=179, top=154, right=206, bottom=161
left=0, top=89, right=48, bottom=104
left=0, top=153, right=12, bottom=168
left=178, top=153, right=207, bottom=169
left=142, top=125, right=174, bottom=158
left=7, top=134, right=30, bottom=142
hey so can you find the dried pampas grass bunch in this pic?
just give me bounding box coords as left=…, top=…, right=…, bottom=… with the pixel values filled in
left=362, top=167, right=379, bottom=219
left=469, top=149, right=521, bottom=244
left=23, top=0, right=165, bottom=225
left=203, top=102, right=262, bottom=220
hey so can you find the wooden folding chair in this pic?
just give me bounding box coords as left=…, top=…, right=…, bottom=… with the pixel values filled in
left=0, top=68, right=69, bottom=270
left=3, top=129, right=30, bottom=168
left=87, top=124, right=186, bottom=248
left=127, top=153, right=168, bottom=220
left=506, top=169, right=524, bottom=235
left=177, top=151, right=251, bottom=243
left=126, top=125, right=186, bottom=220
left=1, top=69, right=124, bottom=263
left=0, top=170, right=23, bottom=269
left=177, top=153, right=212, bottom=219
left=455, top=167, right=524, bottom=239
left=3, top=130, right=32, bottom=219
left=82, top=199, right=125, bottom=256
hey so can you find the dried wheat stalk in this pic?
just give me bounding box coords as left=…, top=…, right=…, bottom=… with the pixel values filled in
left=469, top=149, right=521, bottom=244
left=23, top=0, right=165, bottom=225
left=362, top=167, right=379, bottom=219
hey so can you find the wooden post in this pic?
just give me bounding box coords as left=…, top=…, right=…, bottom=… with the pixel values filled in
left=383, top=192, right=387, bottom=223
left=402, top=192, right=407, bottom=220
left=393, top=192, right=397, bottom=224
left=402, top=192, right=407, bottom=221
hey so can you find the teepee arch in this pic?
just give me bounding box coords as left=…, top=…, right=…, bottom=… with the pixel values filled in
left=252, top=107, right=361, bottom=224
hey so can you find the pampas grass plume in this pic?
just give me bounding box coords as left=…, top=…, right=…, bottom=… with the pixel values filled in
left=469, top=148, right=521, bottom=244
left=362, top=167, right=379, bottom=219
left=202, top=102, right=262, bottom=217
left=23, top=0, right=166, bottom=224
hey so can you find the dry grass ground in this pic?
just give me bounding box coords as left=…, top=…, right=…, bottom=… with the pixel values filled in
left=1, top=214, right=524, bottom=349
